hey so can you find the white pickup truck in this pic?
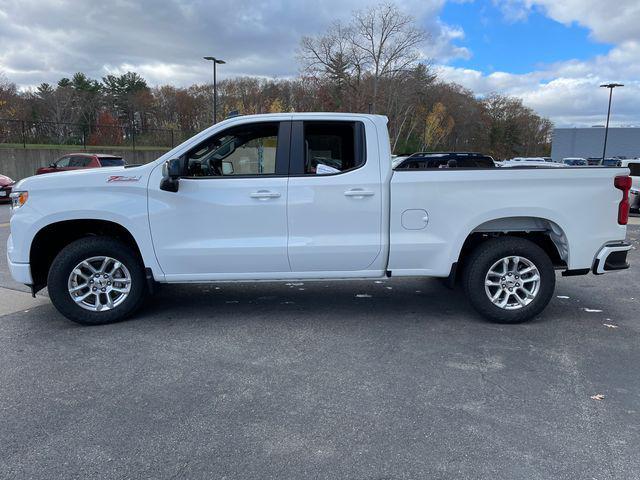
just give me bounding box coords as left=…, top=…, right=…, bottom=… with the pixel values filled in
left=7, top=113, right=633, bottom=325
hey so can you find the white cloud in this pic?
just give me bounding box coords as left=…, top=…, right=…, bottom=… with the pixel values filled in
left=0, top=0, right=465, bottom=87
left=437, top=0, right=640, bottom=126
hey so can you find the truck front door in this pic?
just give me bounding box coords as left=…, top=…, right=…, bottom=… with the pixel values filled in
left=148, top=120, right=291, bottom=279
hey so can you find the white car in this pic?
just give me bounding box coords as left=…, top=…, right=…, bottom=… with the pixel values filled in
left=502, top=158, right=564, bottom=168
left=563, top=157, right=588, bottom=166
left=619, top=159, right=640, bottom=211
left=7, top=113, right=633, bottom=325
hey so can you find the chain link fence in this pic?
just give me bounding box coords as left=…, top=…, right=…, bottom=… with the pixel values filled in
left=0, top=118, right=192, bottom=150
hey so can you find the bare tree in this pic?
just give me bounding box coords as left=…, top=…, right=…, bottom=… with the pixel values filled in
left=300, top=2, right=428, bottom=113
left=351, top=3, right=427, bottom=112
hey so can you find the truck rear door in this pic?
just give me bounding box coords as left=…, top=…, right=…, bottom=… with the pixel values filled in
left=286, top=119, right=384, bottom=273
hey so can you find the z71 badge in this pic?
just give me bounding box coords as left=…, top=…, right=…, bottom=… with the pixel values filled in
left=107, top=175, right=141, bottom=183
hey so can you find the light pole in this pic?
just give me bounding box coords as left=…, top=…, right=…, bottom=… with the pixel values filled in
left=204, top=56, right=226, bottom=124
left=600, top=83, right=623, bottom=161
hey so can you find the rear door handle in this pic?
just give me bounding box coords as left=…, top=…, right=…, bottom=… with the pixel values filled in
left=344, top=189, right=375, bottom=197
left=250, top=190, right=281, bottom=200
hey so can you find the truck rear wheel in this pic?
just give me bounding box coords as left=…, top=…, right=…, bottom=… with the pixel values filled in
left=47, top=237, right=147, bottom=325
left=462, top=237, right=555, bottom=323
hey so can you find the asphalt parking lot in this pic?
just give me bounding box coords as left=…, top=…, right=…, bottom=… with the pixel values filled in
left=1, top=203, right=639, bottom=479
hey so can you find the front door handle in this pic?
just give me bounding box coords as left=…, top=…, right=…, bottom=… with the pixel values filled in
left=250, top=190, right=281, bottom=200
left=344, top=189, right=375, bottom=197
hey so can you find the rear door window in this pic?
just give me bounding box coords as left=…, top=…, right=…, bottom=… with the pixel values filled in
left=99, top=157, right=125, bottom=167
left=291, top=121, right=366, bottom=175
left=69, top=156, right=92, bottom=167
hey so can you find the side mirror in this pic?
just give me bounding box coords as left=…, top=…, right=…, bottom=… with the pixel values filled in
left=160, top=157, right=184, bottom=192
left=49, top=163, right=56, bottom=168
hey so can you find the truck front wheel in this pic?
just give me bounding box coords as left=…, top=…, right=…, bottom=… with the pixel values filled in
left=462, top=237, right=555, bottom=323
left=47, top=237, right=147, bottom=325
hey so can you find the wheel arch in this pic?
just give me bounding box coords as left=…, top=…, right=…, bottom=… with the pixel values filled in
left=456, top=216, right=569, bottom=274
left=29, top=219, right=144, bottom=293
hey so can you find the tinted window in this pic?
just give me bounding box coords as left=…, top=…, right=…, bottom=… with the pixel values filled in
left=99, top=158, right=125, bottom=167
left=186, top=122, right=279, bottom=177
left=69, top=156, right=92, bottom=167
left=56, top=156, right=71, bottom=167
left=303, top=122, right=364, bottom=174
left=629, top=163, right=640, bottom=176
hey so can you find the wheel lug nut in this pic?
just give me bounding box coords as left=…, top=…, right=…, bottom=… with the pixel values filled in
left=92, top=287, right=97, bottom=291
left=516, top=283, right=520, bottom=287
left=101, top=288, right=106, bottom=292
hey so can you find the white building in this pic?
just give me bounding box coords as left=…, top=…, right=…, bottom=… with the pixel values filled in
left=551, top=127, right=640, bottom=162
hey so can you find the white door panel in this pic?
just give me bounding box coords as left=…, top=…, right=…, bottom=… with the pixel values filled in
left=287, top=119, right=383, bottom=272
left=149, top=176, right=289, bottom=275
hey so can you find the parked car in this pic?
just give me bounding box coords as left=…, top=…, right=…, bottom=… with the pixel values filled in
left=395, top=152, right=496, bottom=169
left=630, top=187, right=640, bottom=212
left=0, top=174, right=15, bottom=203
left=603, top=158, right=622, bottom=166
left=36, top=153, right=126, bottom=175
left=391, top=155, right=410, bottom=169
left=620, top=160, right=640, bottom=212
left=563, top=157, right=588, bottom=166
left=501, top=158, right=564, bottom=168
left=7, top=113, right=632, bottom=326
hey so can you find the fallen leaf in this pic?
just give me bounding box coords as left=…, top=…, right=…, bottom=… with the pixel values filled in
left=603, top=324, right=618, bottom=329
left=590, top=394, right=605, bottom=401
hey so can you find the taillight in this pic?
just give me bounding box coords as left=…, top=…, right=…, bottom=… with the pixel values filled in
left=614, top=175, right=632, bottom=225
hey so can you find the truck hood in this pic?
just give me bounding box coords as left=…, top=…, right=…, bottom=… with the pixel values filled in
left=14, top=164, right=151, bottom=191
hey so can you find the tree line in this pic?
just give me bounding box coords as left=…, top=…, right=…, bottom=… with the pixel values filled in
left=0, top=3, right=552, bottom=158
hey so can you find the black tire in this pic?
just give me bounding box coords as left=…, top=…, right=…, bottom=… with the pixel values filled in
left=47, top=236, right=147, bottom=325
left=462, top=236, right=555, bottom=324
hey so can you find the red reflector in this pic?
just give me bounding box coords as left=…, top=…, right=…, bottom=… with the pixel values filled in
left=614, top=175, right=632, bottom=225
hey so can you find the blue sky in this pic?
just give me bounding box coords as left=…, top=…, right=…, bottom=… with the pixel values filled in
left=440, top=1, right=611, bottom=74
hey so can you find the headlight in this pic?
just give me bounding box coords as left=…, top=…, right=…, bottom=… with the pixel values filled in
left=10, top=191, right=29, bottom=209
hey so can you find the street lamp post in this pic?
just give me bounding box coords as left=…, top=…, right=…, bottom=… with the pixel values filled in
left=204, top=56, right=226, bottom=124
left=600, top=83, right=624, bottom=161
